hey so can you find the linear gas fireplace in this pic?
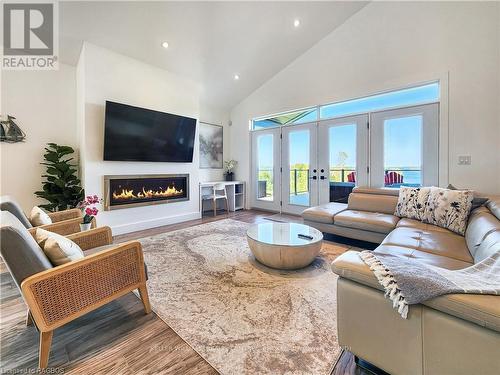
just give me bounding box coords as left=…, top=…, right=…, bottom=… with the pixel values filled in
left=104, top=174, right=189, bottom=210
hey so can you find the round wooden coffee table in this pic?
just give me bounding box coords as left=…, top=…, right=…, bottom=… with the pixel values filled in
left=246, top=222, right=323, bottom=270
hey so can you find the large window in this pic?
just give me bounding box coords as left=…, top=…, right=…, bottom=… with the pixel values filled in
left=319, top=82, right=439, bottom=120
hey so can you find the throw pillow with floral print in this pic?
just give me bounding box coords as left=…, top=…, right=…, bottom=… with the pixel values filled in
left=394, top=186, right=431, bottom=221
left=422, top=187, right=474, bottom=235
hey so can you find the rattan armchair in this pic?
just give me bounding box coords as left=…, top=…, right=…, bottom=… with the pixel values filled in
left=0, top=195, right=94, bottom=235
left=20, top=226, right=151, bottom=369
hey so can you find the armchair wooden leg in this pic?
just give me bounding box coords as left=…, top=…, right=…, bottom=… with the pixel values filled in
left=26, top=310, right=33, bottom=326
left=138, top=284, right=152, bottom=314
left=39, top=330, right=53, bottom=369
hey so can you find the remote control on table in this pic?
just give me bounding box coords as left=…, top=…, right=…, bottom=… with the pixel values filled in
left=298, top=234, right=314, bottom=240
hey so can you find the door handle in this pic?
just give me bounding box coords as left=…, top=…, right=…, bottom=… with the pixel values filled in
left=320, top=176, right=326, bottom=180
left=310, top=176, right=317, bottom=180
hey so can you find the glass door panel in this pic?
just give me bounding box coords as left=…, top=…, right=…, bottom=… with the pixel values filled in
left=282, top=123, right=318, bottom=214
left=384, top=115, right=422, bottom=187
left=318, top=114, right=368, bottom=204
left=370, top=103, right=438, bottom=188
left=250, top=128, right=281, bottom=211
left=257, top=134, right=274, bottom=201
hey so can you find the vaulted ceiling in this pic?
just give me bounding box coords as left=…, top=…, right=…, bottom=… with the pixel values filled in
left=60, top=1, right=368, bottom=110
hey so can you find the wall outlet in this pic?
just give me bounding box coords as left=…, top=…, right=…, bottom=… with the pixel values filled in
left=458, top=155, right=471, bottom=165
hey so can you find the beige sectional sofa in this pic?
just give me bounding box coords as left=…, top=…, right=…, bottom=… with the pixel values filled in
left=302, top=187, right=500, bottom=375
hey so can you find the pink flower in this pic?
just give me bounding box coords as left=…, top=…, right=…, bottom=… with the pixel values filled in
left=92, top=208, right=99, bottom=216
left=85, top=207, right=93, bottom=216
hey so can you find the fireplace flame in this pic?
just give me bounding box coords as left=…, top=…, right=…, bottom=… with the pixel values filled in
left=112, top=186, right=184, bottom=201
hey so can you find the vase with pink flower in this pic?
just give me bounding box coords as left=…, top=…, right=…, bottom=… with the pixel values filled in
left=77, top=195, right=101, bottom=231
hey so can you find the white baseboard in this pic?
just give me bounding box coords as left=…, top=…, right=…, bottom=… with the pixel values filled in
left=111, top=211, right=202, bottom=235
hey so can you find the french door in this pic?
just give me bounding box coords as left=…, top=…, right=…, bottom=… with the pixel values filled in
left=250, top=127, right=282, bottom=212
left=370, top=103, right=439, bottom=187
left=250, top=114, right=368, bottom=214
left=250, top=103, right=438, bottom=214
left=318, top=114, right=368, bottom=204
left=281, top=122, right=318, bottom=214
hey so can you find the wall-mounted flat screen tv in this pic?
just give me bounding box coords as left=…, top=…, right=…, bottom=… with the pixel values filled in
left=103, top=101, right=197, bottom=162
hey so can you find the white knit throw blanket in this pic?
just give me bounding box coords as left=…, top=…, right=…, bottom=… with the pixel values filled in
left=359, top=250, right=500, bottom=319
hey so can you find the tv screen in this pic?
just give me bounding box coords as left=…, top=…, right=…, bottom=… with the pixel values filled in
left=103, top=101, right=197, bottom=162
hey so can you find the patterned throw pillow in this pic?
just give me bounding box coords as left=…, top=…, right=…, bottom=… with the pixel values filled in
left=422, top=187, right=474, bottom=236
left=394, top=187, right=431, bottom=221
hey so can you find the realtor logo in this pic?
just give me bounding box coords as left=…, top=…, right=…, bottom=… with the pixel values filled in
left=2, top=1, right=58, bottom=70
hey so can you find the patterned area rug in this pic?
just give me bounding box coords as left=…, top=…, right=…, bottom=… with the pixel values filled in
left=138, top=219, right=360, bottom=374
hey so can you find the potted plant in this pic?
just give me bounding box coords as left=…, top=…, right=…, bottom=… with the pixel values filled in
left=35, top=143, right=84, bottom=211
left=224, top=160, right=238, bottom=181
left=77, top=195, right=101, bottom=231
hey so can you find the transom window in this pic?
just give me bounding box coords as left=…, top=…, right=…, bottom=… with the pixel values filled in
left=251, top=81, right=439, bottom=130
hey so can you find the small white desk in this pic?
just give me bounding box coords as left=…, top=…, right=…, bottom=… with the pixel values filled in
left=199, top=181, right=246, bottom=215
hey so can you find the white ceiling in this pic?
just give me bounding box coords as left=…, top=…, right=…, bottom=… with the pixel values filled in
left=60, top=1, right=367, bottom=110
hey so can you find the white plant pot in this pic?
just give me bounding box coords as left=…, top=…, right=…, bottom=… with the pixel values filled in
left=80, top=223, right=92, bottom=231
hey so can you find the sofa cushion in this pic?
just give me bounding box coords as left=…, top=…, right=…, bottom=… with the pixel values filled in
left=332, top=250, right=499, bottom=332
left=486, top=197, right=500, bottom=220
left=465, top=207, right=500, bottom=258
left=301, top=202, right=347, bottom=224
left=473, top=231, right=500, bottom=264
left=347, top=193, right=398, bottom=215
left=334, top=210, right=399, bottom=234
left=351, top=187, right=400, bottom=196
left=332, top=248, right=472, bottom=291
left=422, top=187, right=474, bottom=236
left=396, top=218, right=451, bottom=233
left=382, top=227, right=473, bottom=263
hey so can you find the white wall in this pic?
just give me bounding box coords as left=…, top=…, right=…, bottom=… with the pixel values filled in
left=198, top=101, right=231, bottom=182
left=1, top=65, right=77, bottom=211
left=78, top=43, right=209, bottom=234
left=231, top=1, right=500, bottom=201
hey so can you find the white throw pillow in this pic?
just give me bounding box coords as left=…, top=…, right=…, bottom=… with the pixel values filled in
left=29, top=206, right=52, bottom=226
left=422, top=187, right=474, bottom=236
left=394, top=187, right=431, bottom=221
left=35, top=228, right=84, bottom=266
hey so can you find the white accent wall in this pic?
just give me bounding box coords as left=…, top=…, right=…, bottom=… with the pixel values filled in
left=77, top=43, right=206, bottom=235
left=230, top=1, right=500, bottom=199
left=1, top=65, right=77, bottom=210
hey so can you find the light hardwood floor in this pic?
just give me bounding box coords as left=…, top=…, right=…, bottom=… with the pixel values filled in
left=1, top=209, right=369, bottom=374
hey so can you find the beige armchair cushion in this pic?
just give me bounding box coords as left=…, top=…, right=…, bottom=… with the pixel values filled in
left=29, top=206, right=52, bottom=226
left=35, top=228, right=84, bottom=266
left=334, top=210, right=399, bottom=234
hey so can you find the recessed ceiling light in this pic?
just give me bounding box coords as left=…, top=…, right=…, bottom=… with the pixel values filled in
left=234, top=74, right=240, bottom=80
left=161, top=41, right=169, bottom=49
left=293, top=19, right=300, bottom=28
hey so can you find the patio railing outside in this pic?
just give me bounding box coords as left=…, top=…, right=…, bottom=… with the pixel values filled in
left=257, top=167, right=422, bottom=200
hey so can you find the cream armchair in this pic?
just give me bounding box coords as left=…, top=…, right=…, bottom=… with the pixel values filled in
left=1, top=211, right=150, bottom=369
